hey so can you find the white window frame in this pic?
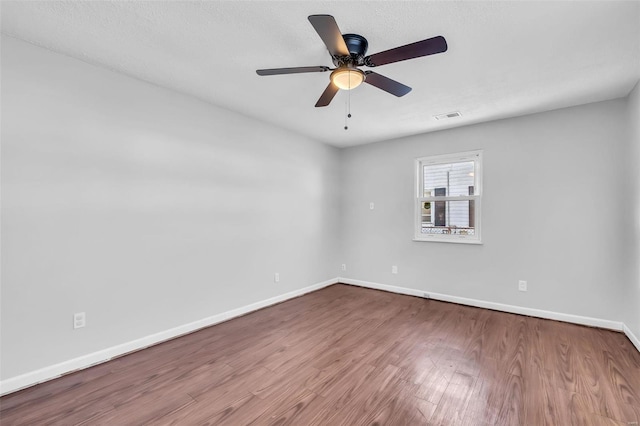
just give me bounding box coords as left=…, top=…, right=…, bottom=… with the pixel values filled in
left=414, top=150, right=483, bottom=244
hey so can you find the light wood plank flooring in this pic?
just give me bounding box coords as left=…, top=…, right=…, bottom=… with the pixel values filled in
left=1, top=284, right=639, bottom=425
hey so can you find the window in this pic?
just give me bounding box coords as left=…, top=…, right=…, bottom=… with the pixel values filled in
left=414, top=150, right=482, bottom=244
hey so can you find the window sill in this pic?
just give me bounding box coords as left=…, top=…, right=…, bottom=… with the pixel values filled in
left=412, top=237, right=483, bottom=245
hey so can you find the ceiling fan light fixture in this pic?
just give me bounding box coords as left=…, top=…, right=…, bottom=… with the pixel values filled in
left=256, top=15, right=448, bottom=107
left=330, top=68, right=365, bottom=90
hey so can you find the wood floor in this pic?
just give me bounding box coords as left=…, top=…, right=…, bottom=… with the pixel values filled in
left=1, top=284, right=639, bottom=425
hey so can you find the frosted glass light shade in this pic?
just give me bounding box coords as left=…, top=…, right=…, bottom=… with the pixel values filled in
left=330, top=68, right=365, bottom=90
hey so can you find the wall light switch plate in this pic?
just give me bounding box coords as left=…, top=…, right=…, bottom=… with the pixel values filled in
left=518, top=280, right=527, bottom=292
left=74, top=312, right=86, bottom=329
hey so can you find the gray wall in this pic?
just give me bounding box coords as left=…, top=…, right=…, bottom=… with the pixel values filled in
left=625, top=82, right=640, bottom=339
left=0, top=37, right=341, bottom=379
left=340, top=99, right=629, bottom=323
left=1, top=36, right=638, bottom=384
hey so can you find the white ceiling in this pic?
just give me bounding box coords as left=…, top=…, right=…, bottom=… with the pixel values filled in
left=2, top=1, right=639, bottom=148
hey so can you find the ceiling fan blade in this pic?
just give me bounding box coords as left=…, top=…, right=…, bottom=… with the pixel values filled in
left=308, top=15, right=349, bottom=57
left=315, top=82, right=339, bottom=107
left=365, top=36, right=447, bottom=67
left=256, top=66, right=330, bottom=76
left=364, top=71, right=412, bottom=97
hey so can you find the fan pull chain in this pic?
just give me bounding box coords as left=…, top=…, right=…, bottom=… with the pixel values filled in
left=344, top=99, right=348, bottom=130
left=344, top=71, right=352, bottom=130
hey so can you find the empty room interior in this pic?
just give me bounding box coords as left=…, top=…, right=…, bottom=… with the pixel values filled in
left=1, top=1, right=640, bottom=425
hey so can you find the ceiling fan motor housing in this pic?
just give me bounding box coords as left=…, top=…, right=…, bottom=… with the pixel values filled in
left=343, top=34, right=368, bottom=56
left=334, top=33, right=368, bottom=66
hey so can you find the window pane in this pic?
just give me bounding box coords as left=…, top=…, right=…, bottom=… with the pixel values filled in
left=423, top=161, right=475, bottom=196
left=420, top=200, right=475, bottom=235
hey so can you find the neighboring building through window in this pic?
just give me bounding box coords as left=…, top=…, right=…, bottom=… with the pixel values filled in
left=414, top=150, right=482, bottom=244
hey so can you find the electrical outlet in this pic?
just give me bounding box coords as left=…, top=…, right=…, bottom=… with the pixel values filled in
left=274, top=273, right=280, bottom=283
left=392, top=265, right=398, bottom=274
left=341, top=264, right=346, bottom=271
left=423, top=292, right=430, bottom=299
left=73, top=312, right=86, bottom=329
left=518, top=280, right=527, bottom=292
left=369, top=202, right=375, bottom=210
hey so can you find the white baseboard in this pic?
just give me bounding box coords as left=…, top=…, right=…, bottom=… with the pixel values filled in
left=0, top=278, right=338, bottom=396
left=338, top=277, right=625, bottom=332
left=623, top=323, right=640, bottom=353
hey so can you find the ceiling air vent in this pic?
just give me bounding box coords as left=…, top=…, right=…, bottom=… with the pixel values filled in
left=434, top=111, right=462, bottom=120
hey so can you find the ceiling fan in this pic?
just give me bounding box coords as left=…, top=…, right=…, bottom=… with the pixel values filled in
left=256, top=15, right=448, bottom=107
